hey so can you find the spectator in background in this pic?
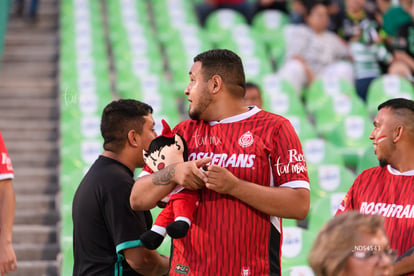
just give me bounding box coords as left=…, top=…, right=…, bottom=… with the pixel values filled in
left=15, top=0, right=39, bottom=21
left=372, top=0, right=392, bottom=25
left=382, top=5, right=414, bottom=83
left=332, top=0, right=393, bottom=101
left=0, top=131, right=17, bottom=275
left=72, top=100, right=169, bottom=276
left=309, top=211, right=396, bottom=276
left=276, top=1, right=353, bottom=96
left=194, top=0, right=254, bottom=26
left=336, top=98, right=414, bottom=275
left=244, top=82, right=263, bottom=108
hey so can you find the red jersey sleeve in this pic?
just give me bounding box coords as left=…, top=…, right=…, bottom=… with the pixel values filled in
left=270, top=118, right=309, bottom=189
left=0, top=132, right=14, bottom=180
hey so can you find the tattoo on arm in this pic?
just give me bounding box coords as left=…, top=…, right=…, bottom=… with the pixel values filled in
left=153, top=164, right=176, bottom=186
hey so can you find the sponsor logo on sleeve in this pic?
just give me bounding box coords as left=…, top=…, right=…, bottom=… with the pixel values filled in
left=275, top=149, right=307, bottom=176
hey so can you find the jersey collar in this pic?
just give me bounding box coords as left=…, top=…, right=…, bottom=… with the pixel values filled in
left=387, top=165, right=414, bottom=176
left=209, top=106, right=261, bottom=126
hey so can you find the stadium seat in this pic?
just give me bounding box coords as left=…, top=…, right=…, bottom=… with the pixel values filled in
left=366, top=74, right=414, bottom=118
left=259, top=74, right=307, bottom=117
left=281, top=227, right=316, bottom=266
left=284, top=115, right=318, bottom=142
left=307, top=163, right=355, bottom=200
left=251, top=10, right=289, bottom=43
left=313, top=93, right=369, bottom=139
left=282, top=265, right=315, bottom=276
left=307, top=193, right=346, bottom=233
left=304, top=77, right=358, bottom=116
left=204, top=8, right=248, bottom=43
left=302, top=138, right=345, bottom=167
left=326, top=115, right=372, bottom=167
left=268, top=27, right=287, bottom=68
left=356, top=145, right=378, bottom=174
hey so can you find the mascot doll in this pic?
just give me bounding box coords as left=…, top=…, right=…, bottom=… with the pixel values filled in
left=140, top=119, right=200, bottom=250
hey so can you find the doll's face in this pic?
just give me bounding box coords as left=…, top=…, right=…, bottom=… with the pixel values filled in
left=144, top=134, right=185, bottom=172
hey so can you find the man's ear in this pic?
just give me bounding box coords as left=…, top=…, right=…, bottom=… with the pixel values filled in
left=211, top=74, right=222, bottom=94
left=393, top=125, right=404, bottom=143
left=127, top=130, right=138, bottom=147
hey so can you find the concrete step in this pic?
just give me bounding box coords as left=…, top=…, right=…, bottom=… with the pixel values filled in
left=7, top=260, right=58, bottom=276
left=0, top=120, right=58, bottom=131
left=0, top=131, right=59, bottom=144
left=13, top=225, right=57, bottom=244
left=0, top=78, right=56, bottom=96
left=1, top=47, right=57, bottom=62
left=0, top=62, right=57, bottom=78
left=15, top=209, right=59, bottom=225
left=14, top=243, right=60, bottom=261
left=5, top=141, right=58, bottom=152
left=0, top=97, right=57, bottom=109
left=0, top=108, right=59, bottom=120
left=16, top=195, right=56, bottom=212
left=4, top=32, right=57, bottom=47
left=14, top=182, right=59, bottom=196
left=6, top=16, right=58, bottom=32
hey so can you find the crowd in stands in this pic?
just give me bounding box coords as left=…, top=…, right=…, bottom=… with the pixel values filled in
left=196, top=0, right=414, bottom=101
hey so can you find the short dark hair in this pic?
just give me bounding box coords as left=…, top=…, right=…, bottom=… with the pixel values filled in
left=194, top=49, right=246, bottom=97
left=378, top=97, right=414, bottom=112
left=101, top=99, right=153, bottom=153
left=378, top=98, right=414, bottom=137
left=245, top=82, right=261, bottom=91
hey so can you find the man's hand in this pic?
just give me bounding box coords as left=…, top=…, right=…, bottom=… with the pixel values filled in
left=0, top=240, right=17, bottom=275
left=204, top=165, right=239, bottom=195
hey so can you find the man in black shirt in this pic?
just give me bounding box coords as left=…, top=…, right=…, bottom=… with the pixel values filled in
left=72, top=99, right=169, bottom=276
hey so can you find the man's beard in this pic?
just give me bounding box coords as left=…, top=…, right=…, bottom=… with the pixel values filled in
left=379, top=159, right=388, bottom=168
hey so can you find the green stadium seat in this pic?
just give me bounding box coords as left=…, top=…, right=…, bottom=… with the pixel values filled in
left=284, top=115, right=318, bottom=142
left=307, top=193, right=346, bottom=233
left=281, top=227, right=316, bottom=266
left=304, top=77, right=358, bottom=116
left=307, top=163, right=355, bottom=200
left=366, top=74, right=414, bottom=118
left=204, top=9, right=248, bottom=43
left=313, top=93, right=369, bottom=139
left=326, top=115, right=372, bottom=167
left=356, top=145, right=378, bottom=174
left=282, top=265, right=315, bottom=276
left=302, top=138, right=345, bottom=167
left=259, top=74, right=307, bottom=117
left=251, top=10, right=289, bottom=40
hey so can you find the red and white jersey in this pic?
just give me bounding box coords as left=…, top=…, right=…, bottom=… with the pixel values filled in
left=167, top=107, right=309, bottom=275
left=337, top=165, right=414, bottom=274
left=0, top=131, right=13, bottom=181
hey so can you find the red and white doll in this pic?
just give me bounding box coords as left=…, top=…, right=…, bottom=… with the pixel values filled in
left=140, top=119, right=200, bottom=250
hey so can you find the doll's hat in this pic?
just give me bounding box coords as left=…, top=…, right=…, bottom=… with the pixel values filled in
left=160, top=119, right=174, bottom=138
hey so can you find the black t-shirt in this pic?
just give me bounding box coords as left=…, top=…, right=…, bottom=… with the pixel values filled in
left=72, top=156, right=153, bottom=276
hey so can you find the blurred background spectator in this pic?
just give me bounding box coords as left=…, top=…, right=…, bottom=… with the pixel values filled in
left=275, top=1, right=353, bottom=97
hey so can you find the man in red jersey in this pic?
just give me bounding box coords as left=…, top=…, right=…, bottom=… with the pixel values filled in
left=0, top=131, right=17, bottom=275
left=336, top=98, right=414, bottom=276
left=130, top=49, right=310, bottom=275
